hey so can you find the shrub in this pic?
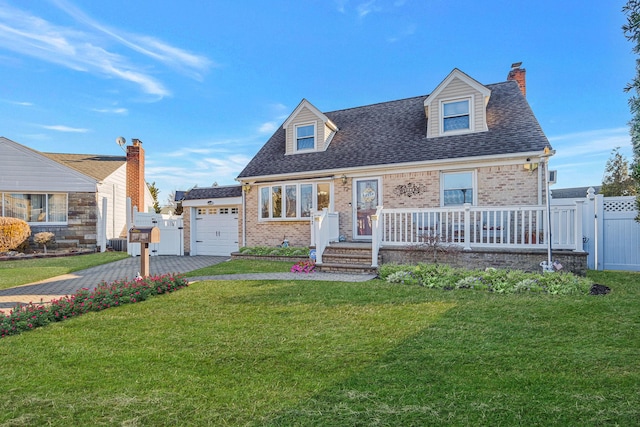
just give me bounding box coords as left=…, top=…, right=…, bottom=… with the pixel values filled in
left=0, top=273, right=189, bottom=338
left=0, top=217, right=31, bottom=252
left=380, top=263, right=593, bottom=295
left=34, top=231, right=55, bottom=253
left=238, top=246, right=309, bottom=257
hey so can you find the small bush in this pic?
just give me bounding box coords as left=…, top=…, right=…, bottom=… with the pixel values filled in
left=238, top=246, right=309, bottom=257
left=0, top=217, right=31, bottom=252
left=1, top=273, right=188, bottom=338
left=34, top=231, right=55, bottom=253
left=379, top=263, right=593, bottom=295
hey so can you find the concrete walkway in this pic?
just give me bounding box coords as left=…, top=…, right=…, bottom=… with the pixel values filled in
left=0, top=256, right=377, bottom=314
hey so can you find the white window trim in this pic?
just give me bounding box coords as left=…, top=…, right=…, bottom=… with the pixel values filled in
left=295, top=122, right=317, bottom=152
left=439, top=95, right=474, bottom=136
left=1, top=192, right=68, bottom=225
left=258, top=181, right=333, bottom=221
left=440, top=170, right=477, bottom=207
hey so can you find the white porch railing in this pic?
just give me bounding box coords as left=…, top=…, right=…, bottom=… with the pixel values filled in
left=311, top=208, right=339, bottom=264
left=371, top=203, right=584, bottom=267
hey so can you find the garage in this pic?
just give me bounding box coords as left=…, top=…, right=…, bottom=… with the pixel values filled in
left=181, top=185, right=243, bottom=256
left=193, top=206, right=239, bottom=256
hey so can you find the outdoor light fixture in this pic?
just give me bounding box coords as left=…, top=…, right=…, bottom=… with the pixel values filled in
left=523, top=157, right=538, bottom=172
left=242, top=184, right=251, bottom=193
left=341, top=175, right=348, bottom=185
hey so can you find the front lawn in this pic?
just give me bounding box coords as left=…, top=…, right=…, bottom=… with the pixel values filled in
left=0, top=269, right=638, bottom=425
left=0, top=252, right=129, bottom=290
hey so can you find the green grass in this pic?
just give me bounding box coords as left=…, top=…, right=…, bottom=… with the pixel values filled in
left=0, top=268, right=638, bottom=425
left=184, top=259, right=293, bottom=276
left=0, top=252, right=129, bottom=290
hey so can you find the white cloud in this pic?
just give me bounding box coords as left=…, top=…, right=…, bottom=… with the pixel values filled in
left=547, top=127, right=634, bottom=189
left=387, top=23, right=416, bottom=43
left=40, top=124, right=89, bottom=133
left=258, top=121, right=278, bottom=134
left=0, top=1, right=212, bottom=98
left=91, top=107, right=128, bottom=114
left=357, top=1, right=380, bottom=17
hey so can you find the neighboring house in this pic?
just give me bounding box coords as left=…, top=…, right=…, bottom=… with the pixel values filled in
left=551, top=186, right=601, bottom=199
left=0, top=137, right=152, bottom=251
left=236, top=64, right=553, bottom=249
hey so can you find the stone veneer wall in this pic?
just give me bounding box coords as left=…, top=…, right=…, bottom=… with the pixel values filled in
left=381, top=247, right=587, bottom=276
left=30, top=192, right=98, bottom=250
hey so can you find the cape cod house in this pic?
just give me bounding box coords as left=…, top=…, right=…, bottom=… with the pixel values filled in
left=0, top=137, right=152, bottom=251
left=183, top=64, right=586, bottom=272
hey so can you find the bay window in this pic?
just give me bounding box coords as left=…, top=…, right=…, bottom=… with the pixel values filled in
left=260, top=182, right=331, bottom=220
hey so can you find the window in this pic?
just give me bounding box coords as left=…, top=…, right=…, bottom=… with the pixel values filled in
left=296, top=124, right=315, bottom=150
left=1, top=192, right=68, bottom=223
left=443, top=99, right=470, bottom=132
left=259, top=182, right=331, bottom=220
left=442, top=172, right=474, bottom=206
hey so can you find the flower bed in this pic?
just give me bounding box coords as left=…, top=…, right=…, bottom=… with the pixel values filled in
left=379, top=263, right=594, bottom=295
left=0, top=273, right=188, bottom=338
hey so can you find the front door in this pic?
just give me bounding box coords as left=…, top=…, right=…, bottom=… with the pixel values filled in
left=354, top=178, right=380, bottom=239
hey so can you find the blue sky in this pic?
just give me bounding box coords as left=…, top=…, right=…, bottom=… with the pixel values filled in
left=0, top=0, right=634, bottom=204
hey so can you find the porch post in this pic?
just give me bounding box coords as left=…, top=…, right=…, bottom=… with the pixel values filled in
left=463, top=203, right=471, bottom=251
left=574, top=200, right=585, bottom=252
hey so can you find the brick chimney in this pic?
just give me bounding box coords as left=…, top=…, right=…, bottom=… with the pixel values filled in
left=507, top=62, right=526, bottom=97
left=126, top=138, right=145, bottom=212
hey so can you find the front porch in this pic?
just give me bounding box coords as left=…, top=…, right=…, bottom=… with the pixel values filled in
left=311, top=202, right=588, bottom=275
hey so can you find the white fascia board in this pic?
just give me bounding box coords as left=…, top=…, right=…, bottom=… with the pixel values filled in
left=239, top=150, right=547, bottom=183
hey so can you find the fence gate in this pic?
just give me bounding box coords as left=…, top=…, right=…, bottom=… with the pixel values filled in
left=598, top=196, right=640, bottom=271
left=128, top=212, right=184, bottom=256
left=555, top=193, right=640, bottom=271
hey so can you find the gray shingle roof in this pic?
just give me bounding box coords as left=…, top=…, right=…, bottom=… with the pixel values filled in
left=42, top=152, right=125, bottom=181
left=184, top=185, right=242, bottom=200
left=551, top=186, right=600, bottom=199
left=238, top=81, right=549, bottom=179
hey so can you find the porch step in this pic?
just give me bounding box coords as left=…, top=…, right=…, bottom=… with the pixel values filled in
left=317, top=262, right=378, bottom=275
left=316, top=243, right=381, bottom=275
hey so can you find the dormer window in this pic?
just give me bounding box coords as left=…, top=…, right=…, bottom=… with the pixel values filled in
left=443, top=99, right=470, bottom=132
left=296, top=124, right=315, bottom=151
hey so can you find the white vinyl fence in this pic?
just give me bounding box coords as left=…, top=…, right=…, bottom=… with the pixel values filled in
left=128, top=212, right=184, bottom=256
left=552, top=189, right=640, bottom=271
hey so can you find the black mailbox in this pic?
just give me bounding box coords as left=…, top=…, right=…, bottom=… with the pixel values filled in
left=129, top=227, right=160, bottom=244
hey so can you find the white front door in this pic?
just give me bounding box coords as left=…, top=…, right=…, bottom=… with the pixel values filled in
left=353, top=178, right=380, bottom=240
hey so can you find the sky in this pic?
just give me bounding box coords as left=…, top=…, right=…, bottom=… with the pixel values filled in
left=0, top=0, right=635, bottom=204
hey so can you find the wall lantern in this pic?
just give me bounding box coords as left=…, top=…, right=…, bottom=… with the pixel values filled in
left=523, top=157, right=538, bottom=172
left=341, top=175, right=348, bottom=186
left=242, top=184, right=251, bottom=193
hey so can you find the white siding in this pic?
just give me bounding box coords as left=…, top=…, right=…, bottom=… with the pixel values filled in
left=427, top=77, right=487, bottom=138
left=285, top=106, right=324, bottom=154
left=97, top=164, right=128, bottom=240
left=0, top=137, right=96, bottom=192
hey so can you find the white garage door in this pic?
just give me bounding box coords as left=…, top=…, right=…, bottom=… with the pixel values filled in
left=194, top=206, right=239, bottom=256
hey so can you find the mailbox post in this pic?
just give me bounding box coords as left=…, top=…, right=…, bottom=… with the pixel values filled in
left=129, top=226, right=160, bottom=277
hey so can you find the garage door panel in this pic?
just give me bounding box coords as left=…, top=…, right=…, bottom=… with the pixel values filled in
left=194, top=207, right=239, bottom=256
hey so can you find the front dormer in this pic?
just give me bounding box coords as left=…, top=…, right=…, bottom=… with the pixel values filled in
left=424, top=69, right=491, bottom=138
left=283, top=99, right=339, bottom=155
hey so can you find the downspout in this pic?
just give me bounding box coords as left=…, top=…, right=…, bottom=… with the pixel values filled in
left=241, top=183, right=247, bottom=247
left=539, top=147, right=555, bottom=272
